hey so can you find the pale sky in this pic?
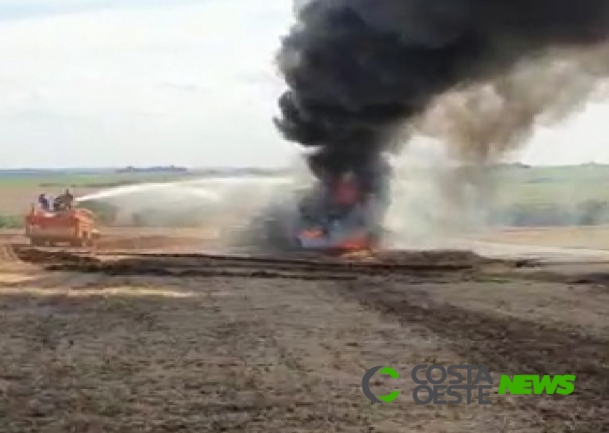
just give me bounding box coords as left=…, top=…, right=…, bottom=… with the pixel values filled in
left=1, top=0, right=609, bottom=168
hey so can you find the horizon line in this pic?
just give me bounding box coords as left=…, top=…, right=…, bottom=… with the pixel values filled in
left=0, top=162, right=606, bottom=172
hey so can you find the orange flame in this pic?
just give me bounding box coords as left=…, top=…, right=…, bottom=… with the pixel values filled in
left=299, top=228, right=323, bottom=238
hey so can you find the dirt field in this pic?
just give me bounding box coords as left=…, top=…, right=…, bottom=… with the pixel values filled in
left=0, top=227, right=608, bottom=432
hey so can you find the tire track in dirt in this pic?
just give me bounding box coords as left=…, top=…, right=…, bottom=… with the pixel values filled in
left=179, top=274, right=534, bottom=431
left=335, top=277, right=609, bottom=432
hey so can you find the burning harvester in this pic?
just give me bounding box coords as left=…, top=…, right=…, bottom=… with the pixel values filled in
left=271, top=0, right=609, bottom=252
left=243, top=152, right=392, bottom=253
left=290, top=149, right=392, bottom=251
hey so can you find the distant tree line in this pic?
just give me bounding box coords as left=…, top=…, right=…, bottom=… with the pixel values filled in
left=115, top=165, right=188, bottom=173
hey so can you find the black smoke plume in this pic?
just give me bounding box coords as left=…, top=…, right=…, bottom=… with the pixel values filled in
left=274, top=0, right=609, bottom=198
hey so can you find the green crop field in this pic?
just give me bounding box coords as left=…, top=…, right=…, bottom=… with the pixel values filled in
left=0, top=172, right=195, bottom=189
left=494, top=164, right=609, bottom=204
left=485, top=164, right=609, bottom=226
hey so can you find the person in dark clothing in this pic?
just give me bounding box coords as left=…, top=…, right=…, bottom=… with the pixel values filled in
left=38, top=194, right=50, bottom=211
left=52, top=189, right=74, bottom=212
left=63, top=189, right=74, bottom=209
left=53, top=196, right=64, bottom=212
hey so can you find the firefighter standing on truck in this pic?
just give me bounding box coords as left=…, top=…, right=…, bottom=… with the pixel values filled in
left=52, top=195, right=62, bottom=212
left=38, top=194, right=50, bottom=211
left=52, top=189, right=74, bottom=212
left=63, top=189, right=74, bottom=209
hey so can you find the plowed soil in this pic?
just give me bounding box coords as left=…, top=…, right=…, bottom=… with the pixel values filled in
left=0, top=229, right=608, bottom=432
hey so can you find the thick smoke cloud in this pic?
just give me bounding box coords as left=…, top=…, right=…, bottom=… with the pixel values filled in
left=274, top=0, right=609, bottom=184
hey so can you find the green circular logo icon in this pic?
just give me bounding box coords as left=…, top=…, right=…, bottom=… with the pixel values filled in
left=361, top=366, right=400, bottom=403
